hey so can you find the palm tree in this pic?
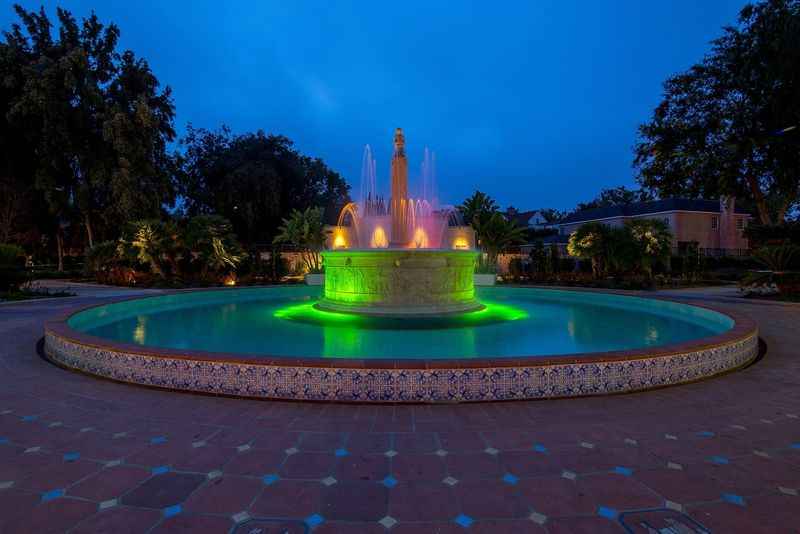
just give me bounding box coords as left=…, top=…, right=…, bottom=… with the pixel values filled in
left=458, top=191, right=498, bottom=227
left=184, top=215, right=245, bottom=279
left=472, top=212, right=527, bottom=267
left=273, top=207, right=328, bottom=273
left=119, top=220, right=169, bottom=278
left=752, top=242, right=800, bottom=272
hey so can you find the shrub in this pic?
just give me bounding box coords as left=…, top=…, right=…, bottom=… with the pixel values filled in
left=0, top=244, right=27, bottom=292
left=508, top=257, right=525, bottom=282
left=752, top=243, right=800, bottom=272
left=184, top=215, right=245, bottom=281
left=775, top=272, right=800, bottom=296
left=85, top=241, right=120, bottom=281
left=0, top=244, right=25, bottom=267
left=475, top=254, right=497, bottom=274
left=273, top=207, right=327, bottom=273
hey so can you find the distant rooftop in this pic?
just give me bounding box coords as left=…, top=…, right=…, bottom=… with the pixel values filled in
left=560, top=198, right=750, bottom=225
left=506, top=209, right=540, bottom=227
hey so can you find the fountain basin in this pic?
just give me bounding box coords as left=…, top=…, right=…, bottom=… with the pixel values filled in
left=318, top=249, right=482, bottom=316
left=43, top=286, right=758, bottom=403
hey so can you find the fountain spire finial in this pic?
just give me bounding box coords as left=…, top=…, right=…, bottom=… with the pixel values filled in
left=393, top=127, right=405, bottom=154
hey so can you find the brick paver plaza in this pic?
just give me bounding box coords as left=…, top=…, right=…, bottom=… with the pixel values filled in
left=1, top=285, right=799, bottom=533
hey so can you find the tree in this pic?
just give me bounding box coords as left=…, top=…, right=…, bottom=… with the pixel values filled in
left=567, top=222, right=609, bottom=278
left=634, top=0, right=800, bottom=226
left=576, top=186, right=654, bottom=211
left=472, top=212, right=527, bottom=266
left=626, top=219, right=673, bottom=277
left=273, top=207, right=328, bottom=273
left=178, top=126, right=349, bottom=245
left=539, top=208, right=567, bottom=224
left=1, top=4, right=176, bottom=264
left=458, top=191, right=498, bottom=227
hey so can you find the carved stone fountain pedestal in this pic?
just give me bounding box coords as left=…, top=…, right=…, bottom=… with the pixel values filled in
left=318, top=249, right=482, bottom=316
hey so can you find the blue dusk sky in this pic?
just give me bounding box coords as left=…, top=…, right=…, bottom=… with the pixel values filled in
left=3, top=1, right=747, bottom=210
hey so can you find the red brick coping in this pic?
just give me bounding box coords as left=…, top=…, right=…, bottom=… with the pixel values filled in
left=43, top=288, right=759, bottom=402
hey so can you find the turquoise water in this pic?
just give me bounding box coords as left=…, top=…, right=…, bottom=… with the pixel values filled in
left=69, top=287, right=733, bottom=360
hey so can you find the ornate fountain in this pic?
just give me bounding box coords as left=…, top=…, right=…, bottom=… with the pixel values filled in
left=318, top=128, right=480, bottom=316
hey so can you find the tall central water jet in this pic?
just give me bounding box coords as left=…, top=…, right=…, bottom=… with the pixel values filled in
left=319, top=128, right=480, bottom=316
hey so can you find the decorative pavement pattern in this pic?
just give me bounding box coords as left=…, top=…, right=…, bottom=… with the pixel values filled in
left=1, top=284, right=799, bottom=533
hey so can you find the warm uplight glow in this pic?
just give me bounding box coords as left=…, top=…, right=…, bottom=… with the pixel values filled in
left=333, top=231, right=348, bottom=249
left=370, top=226, right=389, bottom=248
left=412, top=227, right=429, bottom=248
left=223, top=275, right=237, bottom=286
left=452, top=236, right=470, bottom=250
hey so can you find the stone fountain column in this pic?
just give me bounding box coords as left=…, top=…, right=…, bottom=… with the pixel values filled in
left=390, top=127, right=409, bottom=247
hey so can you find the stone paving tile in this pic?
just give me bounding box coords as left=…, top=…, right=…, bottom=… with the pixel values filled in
left=70, top=506, right=162, bottom=534
left=336, top=452, right=389, bottom=482
left=2, top=497, right=98, bottom=534
left=15, top=457, right=102, bottom=493
left=578, top=472, right=663, bottom=511
left=169, top=443, right=237, bottom=473
left=69, top=464, right=151, bottom=501
left=346, top=432, right=391, bottom=453
left=322, top=480, right=388, bottom=521
left=0, top=492, right=40, bottom=532
left=634, top=465, right=727, bottom=504
left=688, top=501, right=771, bottom=533
left=224, top=448, right=286, bottom=476
left=392, top=452, right=446, bottom=482
left=470, top=519, right=548, bottom=533
left=121, top=472, right=206, bottom=508
left=182, top=474, right=263, bottom=515
left=151, top=513, right=233, bottom=532
left=437, top=431, right=486, bottom=452
left=313, top=521, right=386, bottom=534
left=545, top=515, right=627, bottom=533
left=394, top=432, right=439, bottom=453
left=298, top=431, right=345, bottom=452
left=444, top=451, right=502, bottom=479
left=727, top=453, right=800, bottom=490
left=744, top=493, right=800, bottom=533
left=388, top=481, right=460, bottom=521
left=516, top=475, right=595, bottom=517
left=453, top=478, right=528, bottom=519
left=389, top=522, right=464, bottom=534
left=498, top=449, right=563, bottom=477
left=692, top=461, right=772, bottom=497
left=279, top=451, right=335, bottom=479
left=250, top=479, right=322, bottom=518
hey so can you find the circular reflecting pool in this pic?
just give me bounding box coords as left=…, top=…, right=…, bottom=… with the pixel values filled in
left=66, top=286, right=734, bottom=360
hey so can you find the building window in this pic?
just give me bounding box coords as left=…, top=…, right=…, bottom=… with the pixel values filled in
left=711, top=216, right=718, bottom=230
left=736, top=218, right=745, bottom=230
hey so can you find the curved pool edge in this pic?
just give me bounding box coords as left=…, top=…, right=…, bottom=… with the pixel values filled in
left=43, top=287, right=759, bottom=403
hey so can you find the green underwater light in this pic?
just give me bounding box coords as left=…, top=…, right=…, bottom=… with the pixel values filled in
left=272, top=300, right=527, bottom=329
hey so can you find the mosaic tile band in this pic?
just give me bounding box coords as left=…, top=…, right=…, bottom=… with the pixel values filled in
left=44, top=324, right=758, bottom=403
